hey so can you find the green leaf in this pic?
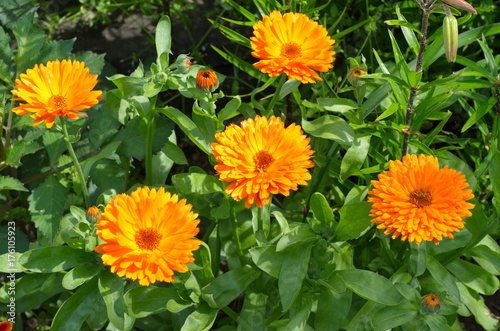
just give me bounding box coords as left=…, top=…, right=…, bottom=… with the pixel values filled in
left=276, top=225, right=317, bottom=251
left=172, top=173, right=224, bottom=195
left=209, top=19, right=250, bottom=48
left=89, top=107, right=121, bottom=149
left=456, top=282, right=500, bottom=331
left=0, top=273, right=65, bottom=312
left=156, top=15, right=172, bottom=69
left=279, top=242, right=314, bottom=311
left=421, top=314, right=454, bottom=331
left=336, top=269, right=403, bottom=306
left=27, top=176, right=67, bottom=245
left=335, top=202, right=372, bottom=241
left=180, top=302, right=219, bottom=331
left=157, top=106, right=212, bottom=154
left=42, top=130, right=66, bottom=166
left=317, top=98, right=359, bottom=114
left=490, top=152, right=500, bottom=205
left=447, top=259, right=499, bottom=295
left=6, top=140, right=42, bottom=167
left=371, top=302, right=419, bottom=331
left=12, top=12, right=46, bottom=74
left=89, top=159, right=125, bottom=193
left=212, top=46, right=267, bottom=82
left=302, top=115, right=355, bottom=148
left=99, top=271, right=134, bottom=330
left=51, top=276, right=100, bottom=331
left=409, top=242, right=427, bottom=277
left=249, top=245, right=285, bottom=278
left=314, top=286, right=351, bottom=331
left=20, top=246, right=96, bottom=273
left=279, top=79, right=301, bottom=99
left=202, top=265, right=261, bottom=308
left=461, top=96, right=497, bottom=132
left=62, top=263, right=103, bottom=290
left=221, top=0, right=258, bottom=23
left=82, top=140, right=121, bottom=177
left=469, top=244, right=500, bottom=274
left=375, top=102, right=399, bottom=122
left=0, top=176, right=27, bottom=192
left=237, top=293, right=267, bottom=331
left=124, top=286, right=191, bottom=318
left=218, top=96, right=241, bottom=121
left=426, top=257, right=461, bottom=303
left=310, top=192, right=334, bottom=225
left=340, top=135, right=371, bottom=181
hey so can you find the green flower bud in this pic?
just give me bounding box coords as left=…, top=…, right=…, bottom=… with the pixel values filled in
left=440, top=0, right=477, bottom=14
left=443, top=15, right=458, bottom=63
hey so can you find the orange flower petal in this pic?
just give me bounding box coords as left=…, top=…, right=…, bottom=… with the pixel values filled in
left=95, top=187, right=202, bottom=285
left=250, top=11, right=335, bottom=84
left=212, top=115, right=314, bottom=208
left=11, top=59, right=102, bottom=128
left=368, top=154, right=475, bottom=244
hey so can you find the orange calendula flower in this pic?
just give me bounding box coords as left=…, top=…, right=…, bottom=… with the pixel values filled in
left=368, top=154, right=475, bottom=244
left=0, top=321, right=13, bottom=331
left=211, top=115, right=314, bottom=208
left=420, top=294, right=441, bottom=313
left=95, top=187, right=202, bottom=286
left=250, top=11, right=336, bottom=84
left=11, top=59, right=102, bottom=128
left=196, top=70, right=218, bottom=92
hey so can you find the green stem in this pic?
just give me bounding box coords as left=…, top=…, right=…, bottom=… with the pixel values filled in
left=145, top=116, right=156, bottom=186
left=265, top=74, right=287, bottom=117
left=60, top=117, right=89, bottom=208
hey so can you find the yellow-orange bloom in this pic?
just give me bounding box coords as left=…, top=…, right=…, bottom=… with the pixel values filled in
left=250, top=11, right=336, bottom=84
left=211, top=115, right=314, bottom=208
left=95, top=187, right=202, bottom=286
left=0, top=321, right=13, bottom=331
left=11, top=59, right=102, bottom=128
left=196, top=70, right=218, bottom=92
left=368, top=154, right=475, bottom=244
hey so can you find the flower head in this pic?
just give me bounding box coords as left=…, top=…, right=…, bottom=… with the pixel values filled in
left=86, top=206, right=101, bottom=219
left=196, top=70, right=218, bottom=92
left=250, top=11, right=335, bottom=84
left=368, top=154, right=475, bottom=244
left=0, top=322, right=13, bottom=331
left=211, top=115, right=314, bottom=208
left=420, top=294, right=441, bottom=313
left=347, top=66, right=367, bottom=86
left=11, top=59, right=102, bottom=128
left=95, top=187, right=202, bottom=286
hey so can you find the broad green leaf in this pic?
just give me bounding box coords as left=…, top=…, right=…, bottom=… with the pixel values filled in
left=375, top=102, right=399, bottom=122
left=180, top=302, right=219, bottom=331
left=12, top=12, right=46, bottom=74
left=340, top=135, right=371, bottom=181
left=302, top=115, right=354, bottom=148
left=72, top=51, right=105, bottom=75
left=249, top=245, right=285, bottom=278
left=314, top=286, right=351, bottom=331
left=6, top=140, right=42, bottom=167
left=335, top=202, right=372, bottom=241
left=62, top=263, right=103, bottom=290
left=347, top=301, right=383, bottom=331
left=19, top=246, right=95, bottom=272
left=51, top=276, right=100, bottom=331
left=279, top=79, right=301, bottom=99
left=371, top=301, right=418, bottom=331
left=421, top=314, right=454, bottom=331
left=42, top=130, right=66, bottom=166
left=317, top=98, right=359, bottom=114
left=124, top=286, right=191, bottom=318
left=88, top=107, right=121, bottom=149
left=202, top=265, right=261, bottom=308
left=157, top=106, right=212, bottom=154
left=336, top=269, right=403, bottom=306
left=310, top=192, right=334, bottom=225
left=89, top=159, right=125, bottom=193
left=409, top=242, right=427, bottom=277
left=0, top=176, right=27, bottom=192
left=0, top=273, right=65, bottom=312
left=156, top=16, right=171, bottom=69
left=237, top=293, right=267, bottom=331
left=276, top=225, right=317, bottom=252
left=426, top=257, right=460, bottom=303
left=172, top=173, right=224, bottom=195
left=456, top=282, right=500, bottom=331
left=82, top=140, right=121, bottom=177
left=285, top=293, right=312, bottom=331
left=491, top=152, right=500, bottom=206
left=279, top=242, right=314, bottom=311
left=469, top=244, right=500, bottom=275
left=218, top=96, right=242, bottom=121
left=27, top=176, right=67, bottom=245
left=447, top=259, right=499, bottom=295
left=99, top=271, right=134, bottom=330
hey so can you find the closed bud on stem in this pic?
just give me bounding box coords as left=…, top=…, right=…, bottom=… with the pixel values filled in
left=441, top=0, right=477, bottom=14
left=443, top=15, right=458, bottom=63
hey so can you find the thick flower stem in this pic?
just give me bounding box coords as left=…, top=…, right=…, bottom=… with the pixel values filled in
left=265, top=74, right=287, bottom=117
left=145, top=116, right=156, bottom=186
left=402, top=1, right=434, bottom=157
left=59, top=118, right=90, bottom=208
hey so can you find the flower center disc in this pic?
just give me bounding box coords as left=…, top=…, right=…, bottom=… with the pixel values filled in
left=408, top=189, right=433, bottom=208
left=135, top=228, right=162, bottom=250
left=253, top=150, right=275, bottom=171
left=280, top=42, right=302, bottom=60
left=49, top=95, right=67, bottom=111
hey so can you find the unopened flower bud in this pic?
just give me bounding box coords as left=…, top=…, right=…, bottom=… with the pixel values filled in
left=347, top=66, right=367, bottom=86
left=443, top=15, right=458, bottom=63
left=441, top=0, right=477, bottom=14
left=420, top=294, right=442, bottom=314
